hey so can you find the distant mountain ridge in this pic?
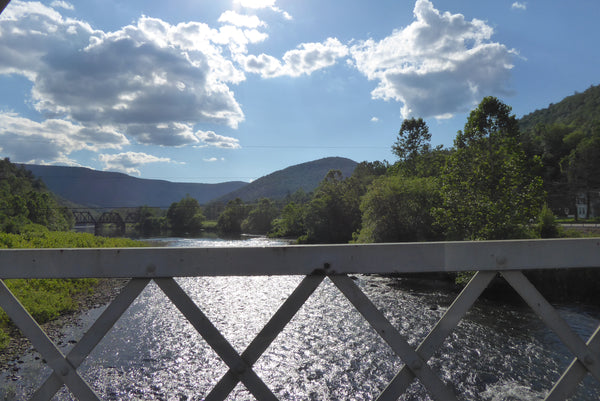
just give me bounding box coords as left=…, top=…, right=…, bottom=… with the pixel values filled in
left=22, top=156, right=358, bottom=208
left=22, top=164, right=247, bottom=208
left=519, top=84, right=600, bottom=132
left=215, top=157, right=358, bottom=203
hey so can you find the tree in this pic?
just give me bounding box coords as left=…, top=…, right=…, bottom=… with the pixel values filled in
left=390, top=118, right=449, bottom=178
left=356, top=176, right=443, bottom=243
left=392, top=118, right=431, bottom=162
left=0, top=158, right=72, bottom=233
left=352, top=161, right=389, bottom=182
left=436, top=97, right=545, bottom=240
left=270, top=202, right=306, bottom=238
left=537, top=204, right=560, bottom=238
left=135, top=206, right=166, bottom=237
left=301, top=170, right=363, bottom=244
left=166, top=195, right=204, bottom=236
left=217, top=198, right=247, bottom=236
left=241, top=198, right=278, bottom=234
left=564, top=134, right=600, bottom=219
left=565, top=134, right=600, bottom=192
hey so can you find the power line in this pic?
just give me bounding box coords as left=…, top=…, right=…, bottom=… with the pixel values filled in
left=243, top=145, right=388, bottom=149
left=17, top=175, right=255, bottom=180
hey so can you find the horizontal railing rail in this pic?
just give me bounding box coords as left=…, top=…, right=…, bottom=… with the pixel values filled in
left=1, top=238, right=600, bottom=278
left=1, top=238, right=599, bottom=400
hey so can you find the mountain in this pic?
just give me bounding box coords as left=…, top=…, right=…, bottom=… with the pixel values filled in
left=517, top=83, right=600, bottom=218
left=519, top=84, right=600, bottom=133
left=22, top=164, right=247, bottom=208
left=21, top=157, right=358, bottom=209
left=216, top=157, right=358, bottom=203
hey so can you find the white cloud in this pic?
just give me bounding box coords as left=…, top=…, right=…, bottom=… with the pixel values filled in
left=240, top=37, right=349, bottom=77
left=511, top=2, right=527, bottom=11
left=371, top=117, right=379, bottom=123
left=50, top=1, right=74, bottom=10
left=218, top=10, right=266, bottom=28
left=203, top=157, right=225, bottom=162
left=98, top=151, right=174, bottom=175
left=0, top=112, right=128, bottom=164
left=212, top=24, right=269, bottom=55
left=350, top=0, right=516, bottom=119
left=234, top=0, right=292, bottom=20
left=195, top=130, right=241, bottom=148
left=0, top=2, right=247, bottom=152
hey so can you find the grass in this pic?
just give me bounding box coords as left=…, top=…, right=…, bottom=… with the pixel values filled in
left=556, top=217, right=600, bottom=224
left=203, top=220, right=218, bottom=232
left=0, top=231, right=147, bottom=351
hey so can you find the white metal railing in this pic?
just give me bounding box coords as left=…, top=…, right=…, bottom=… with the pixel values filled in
left=1, top=238, right=599, bottom=400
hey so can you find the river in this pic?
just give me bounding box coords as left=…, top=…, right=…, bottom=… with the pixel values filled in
left=2, top=237, right=600, bottom=400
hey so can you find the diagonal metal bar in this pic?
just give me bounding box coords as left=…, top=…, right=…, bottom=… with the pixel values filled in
left=377, top=270, right=497, bottom=401
left=502, top=271, right=600, bottom=382
left=205, top=274, right=325, bottom=401
left=31, top=278, right=150, bottom=401
left=154, top=277, right=279, bottom=401
left=0, top=279, right=100, bottom=401
left=545, top=325, right=600, bottom=401
left=330, top=274, right=459, bottom=401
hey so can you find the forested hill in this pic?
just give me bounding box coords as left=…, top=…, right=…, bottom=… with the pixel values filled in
left=216, top=157, right=358, bottom=203
left=22, top=157, right=358, bottom=208
left=23, top=164, right=247, bottom=208
left=0, top=158, right=72, bottom=232
left=517, top=83, right=600, bottom=215
left=519, top=84, right=600, bottom=133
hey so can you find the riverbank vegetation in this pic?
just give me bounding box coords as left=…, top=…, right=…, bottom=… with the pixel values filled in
left=0, top=163, right=147, bottom=350
left=0, top=231, right=145, bottom=350
left=211, top=97, right=555, bottom=243
left=0, top=158, right=73, bottom=234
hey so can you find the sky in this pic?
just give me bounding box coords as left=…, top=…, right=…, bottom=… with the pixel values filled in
left=0, top=0, right=599, bottom=183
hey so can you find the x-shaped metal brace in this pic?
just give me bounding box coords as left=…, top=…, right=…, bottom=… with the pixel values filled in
left=2, top=269, right=599, bottom=401
left=501, top=271, right=600, bottom=401
left=0, top=279, right=107, bottom=400
left=0, top=273, right=508, bottom=401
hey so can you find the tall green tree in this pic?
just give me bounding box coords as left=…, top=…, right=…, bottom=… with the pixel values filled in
left=217, top=198, right=247, bottom=236
left=135, top=206, right=166, bottom=237
left=269, top=202, right=306, bottom=238
left=241, top=198, right=278, bottom=234
left=565, top=134, right=600, bottom=192
left=389, top=118, right=449, bottom=178
left=166, top=195, right=204, bottom=236
left=356, top=175, right=443, bottom=243
left=564, top=133, right=600, bottom=218
left=301, top=170, right=363, bottom=244
left=392, top=118, right=431, bottom=162
left=436, top=97, right=545, bottom=240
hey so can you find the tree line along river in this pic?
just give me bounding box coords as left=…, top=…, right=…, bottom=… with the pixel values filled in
left=2, top=236, right=600, bottom=400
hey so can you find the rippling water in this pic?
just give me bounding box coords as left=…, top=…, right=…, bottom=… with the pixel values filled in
left=2, top=237, right=600, bottom=400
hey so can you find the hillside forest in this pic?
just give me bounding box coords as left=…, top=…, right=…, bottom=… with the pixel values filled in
left=3, top=86, right=600, bottom=243
left=211, top=87, right=600, bottom=244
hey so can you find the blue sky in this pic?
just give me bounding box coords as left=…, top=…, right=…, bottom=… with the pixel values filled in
left=0, top=0, right=599, bottom=183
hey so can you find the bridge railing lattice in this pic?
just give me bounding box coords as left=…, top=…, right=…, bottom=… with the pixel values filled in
left=0, top=238, right=599, bottom=400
